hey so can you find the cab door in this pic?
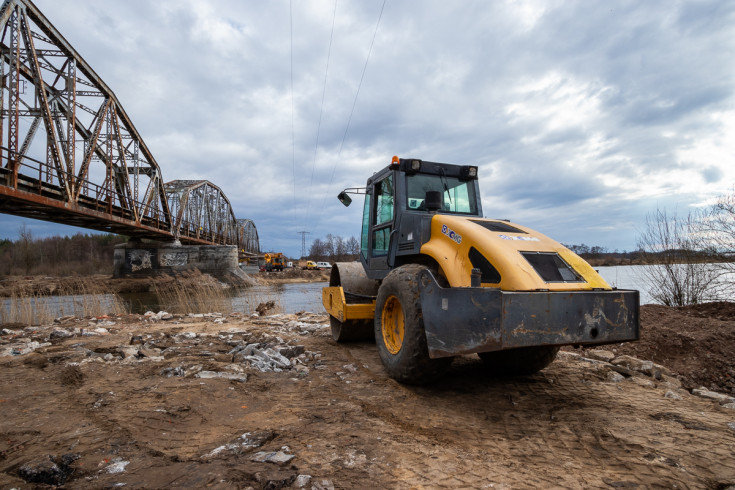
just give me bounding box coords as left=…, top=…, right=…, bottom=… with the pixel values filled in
left=367, top=173, right=394, bottom=273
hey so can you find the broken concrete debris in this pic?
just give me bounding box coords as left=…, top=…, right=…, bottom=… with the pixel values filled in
left=251, top=449, right=295, bottom=465
left=17, top=453, right=79, bottom=486
left=105, top=458, right=130, bottom=474
left=691, top=387, right=735, bottom=405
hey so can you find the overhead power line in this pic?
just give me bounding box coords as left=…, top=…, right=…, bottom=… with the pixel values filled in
left=316, top=0, right=387, bottom=222
left=305, top=0, right=338, bottom=223
left=290, top=0, right=296, bottom=222
left=337, top=0, right=386, bottom=157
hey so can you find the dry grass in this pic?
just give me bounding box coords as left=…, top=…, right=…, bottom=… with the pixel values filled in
left=0, top=278, right=127, bottom=325
left=152, top=270, right=233, bottom=315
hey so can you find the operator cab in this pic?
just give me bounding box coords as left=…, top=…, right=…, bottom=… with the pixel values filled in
left=338, top=156, right=482, bottom=280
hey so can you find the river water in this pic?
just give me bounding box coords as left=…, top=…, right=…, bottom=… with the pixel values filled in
left=1, top=265, right=711, bottom=323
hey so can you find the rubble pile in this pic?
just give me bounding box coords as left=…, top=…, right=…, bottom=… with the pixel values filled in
left=0, top=311, right=331, bottom=381
left=564, top=349, right=735, bottom=407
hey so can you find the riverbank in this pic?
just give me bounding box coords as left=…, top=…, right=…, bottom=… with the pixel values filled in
left=0, top=268, right=329, bottom=298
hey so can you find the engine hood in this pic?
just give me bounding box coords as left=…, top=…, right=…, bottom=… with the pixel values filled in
left=419, top=215, right=611, bottom=291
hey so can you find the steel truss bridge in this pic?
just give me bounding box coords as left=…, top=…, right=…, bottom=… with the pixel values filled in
left=0, top=0, right=260, bottom=257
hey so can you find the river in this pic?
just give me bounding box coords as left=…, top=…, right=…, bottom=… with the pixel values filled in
left=2, top=265, right=723, bottom=323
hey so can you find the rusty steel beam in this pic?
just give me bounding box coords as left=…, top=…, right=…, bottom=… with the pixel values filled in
left=236, top=218, right=260, bottom=256
left=0, top=0, right=258, bottom=252
left=0, top=0, right=171, bottom=235
left=165, top=180, right=254, bottom=248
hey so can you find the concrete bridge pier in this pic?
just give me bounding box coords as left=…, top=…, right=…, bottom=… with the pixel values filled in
left=113, top=241, right=253, bottom=284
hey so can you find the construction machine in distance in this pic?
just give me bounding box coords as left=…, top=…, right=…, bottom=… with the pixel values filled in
left=322, top=156, right=639, bottom=384
left=263, top=252, right=285, bottom=272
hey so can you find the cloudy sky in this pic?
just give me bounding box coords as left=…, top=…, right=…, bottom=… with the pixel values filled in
left=3, top=0, right=734, bottom=258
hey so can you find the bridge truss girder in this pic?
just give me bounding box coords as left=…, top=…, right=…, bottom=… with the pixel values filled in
left=0, top=0, right=259, bottom=252
left=236, top=218, right=260, bottom=257
left=0, top=0, right=172, bottom=238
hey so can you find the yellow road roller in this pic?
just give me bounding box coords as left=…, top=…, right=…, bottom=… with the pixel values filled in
left=323, top=156, right=639, bottom=384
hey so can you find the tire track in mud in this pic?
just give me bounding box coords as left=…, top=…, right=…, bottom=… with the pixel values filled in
left=296, top=341, right=735, bottom=488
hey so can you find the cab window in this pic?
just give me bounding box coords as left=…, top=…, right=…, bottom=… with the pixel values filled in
left=406, top=173, right=477, bottom=214
left=375, top=176, right=394, bottom=224
left=372, top=175, right=394, bottom=257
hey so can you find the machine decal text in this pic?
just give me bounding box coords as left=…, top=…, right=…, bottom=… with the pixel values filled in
left=441, top=224, right=462, bottom=244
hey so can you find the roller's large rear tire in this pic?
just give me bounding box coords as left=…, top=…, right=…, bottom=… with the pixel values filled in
left=478, top=346, right=559, bottom=376
left=375, top=264, right=452, bottom=384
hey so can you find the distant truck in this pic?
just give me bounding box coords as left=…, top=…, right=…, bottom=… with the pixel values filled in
left=316, top=262, right=332, bottom=270
left=299, top=260, right=319, bottom=270
left=263, top=252, right=285, bottom=272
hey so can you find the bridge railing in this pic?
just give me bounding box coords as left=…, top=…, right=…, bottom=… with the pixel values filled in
left=1, top=146, right=170, bottom=233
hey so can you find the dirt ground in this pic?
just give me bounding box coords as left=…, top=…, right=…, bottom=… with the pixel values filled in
left=1, top=302, right=735, bottom=488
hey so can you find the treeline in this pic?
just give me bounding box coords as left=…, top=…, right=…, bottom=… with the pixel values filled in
left=0, top=226, right=127, bottom=276
left=563, top=244, right=645, bottom=266
left=308, top=234, right=360, bottom=263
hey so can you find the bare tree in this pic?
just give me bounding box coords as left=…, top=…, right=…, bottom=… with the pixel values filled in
left=18, top=225, right=35, bottom=274
left=308, top=235, right=360, bottom=262
left=637, top=209, right=723, bottom=306
left=346, top=236, right=360, bottom=257
left=692, top=188, right=735, bottom=298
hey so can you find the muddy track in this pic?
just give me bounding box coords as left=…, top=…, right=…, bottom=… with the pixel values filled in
left=1, top=312, right=734, bottom=488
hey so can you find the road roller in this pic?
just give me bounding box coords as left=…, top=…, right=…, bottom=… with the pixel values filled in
left=322, top=156, right=639, bottom=384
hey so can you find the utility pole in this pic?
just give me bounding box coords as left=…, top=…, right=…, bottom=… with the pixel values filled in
left=297, top=231, right=310, bottom=258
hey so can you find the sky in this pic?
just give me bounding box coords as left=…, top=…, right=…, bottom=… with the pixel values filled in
left=2, top=0, right=734, bottom=258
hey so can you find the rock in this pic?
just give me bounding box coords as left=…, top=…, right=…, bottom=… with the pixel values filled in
left=161, top=366, right=186, bottom=377
left=177, top=332, right=197, bottom=340
left=202, top=431, right=275, bottom=459
left=261, top=348, right=291, bottom=369
left=311, top=479, right=335, bottom=490
left=294, top=364, right=309, bottom=375
left=251, top=450, right=294, bottom=465
left=608, top=364, right=635, bottom=377
left=629, top=377, right=656, bottom=388
left=119, top=346, right=140, bottom=359
left=106, top=458, right=129, bottom=474
left=659, top=375, right=682, bottom=389
left=1, top=341, right=51, bottom=357
left=729, top=422, right=735, bottom=432
left=278, top=345, right=306, bottom=358
left=612, top=355, right=653, bottom=373
left=606, top=371, right=625, bottom=383
left=665, top=391, right=682, bottom=400
left=294, top=474, right=312, bottom=488
left=195, top=371, right=248, bottom=382
left=691, top=387, right=735, bottom=405
left=50, top=329, right=73, bottom=339
left=585, top=349, right=615, bottom=363
left=17, top=454, right=79, bottom=485
left=139, top=347, right=162, bottom=358
left=723, top=403, right=735, bottom=410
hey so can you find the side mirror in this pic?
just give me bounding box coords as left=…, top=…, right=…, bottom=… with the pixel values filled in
left=337, top=191, right=352, bottom=207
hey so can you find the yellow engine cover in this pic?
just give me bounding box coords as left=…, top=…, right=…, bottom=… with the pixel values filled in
left=420, top=215, right=611, bottom=291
